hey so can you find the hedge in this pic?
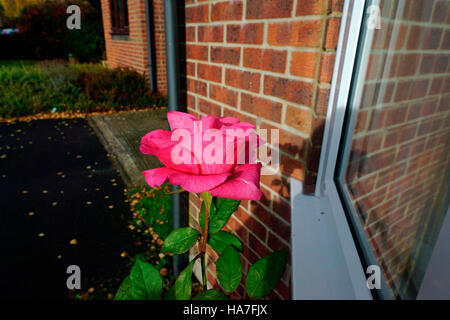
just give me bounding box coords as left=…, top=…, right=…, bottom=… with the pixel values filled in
left=0, top=61, right=167, bottom=118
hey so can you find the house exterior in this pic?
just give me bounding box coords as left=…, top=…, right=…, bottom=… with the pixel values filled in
left=100, top=0, right=450, bottom=300
left=100, top=0, right=167, bottom=93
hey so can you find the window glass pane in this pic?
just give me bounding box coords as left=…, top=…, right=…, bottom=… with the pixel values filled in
left=342, top=0, right=449, bottom=299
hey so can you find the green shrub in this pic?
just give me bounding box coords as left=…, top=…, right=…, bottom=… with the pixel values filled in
left=0, top=62, right=167, bottom=118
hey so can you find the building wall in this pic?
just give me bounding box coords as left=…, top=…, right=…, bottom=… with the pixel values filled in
left=100, top=0, right=167, bottom=94
left=183, top=0, right=344, bottom=299
left=346, top=0, right=450, bottom=298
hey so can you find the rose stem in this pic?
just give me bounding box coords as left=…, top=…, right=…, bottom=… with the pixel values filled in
left=201, top=198, right=209, bottom=291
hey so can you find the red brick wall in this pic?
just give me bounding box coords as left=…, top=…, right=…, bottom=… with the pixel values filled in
left=345, top=0, right=450, bottom=298
left=100, top=0, right=167, bottom=94
left=183, top=0, right=344, bottom=299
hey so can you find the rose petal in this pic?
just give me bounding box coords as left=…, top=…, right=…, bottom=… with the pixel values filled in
left=142, top=167, right=177, bottom=187
left=201, top=115, right=220, bottom=131
left=140, top=130, right=175, bottom=155
left=219, top=117, right=240, bottom=126
left=209, top=163, right=262, bottom=200
left=168, top=171, right=230, bottom=193
left=167, top=111, right=197, bottom=131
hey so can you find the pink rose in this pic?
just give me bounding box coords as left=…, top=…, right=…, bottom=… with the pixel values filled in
left=140, top=111, right=263, bottom=200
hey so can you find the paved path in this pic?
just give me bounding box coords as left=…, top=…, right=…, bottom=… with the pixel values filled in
left=0, top=118, right=140, bottom=299
left=89, top=108, right=169, bottom=186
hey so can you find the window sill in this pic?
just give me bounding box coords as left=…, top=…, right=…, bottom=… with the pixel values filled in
left=111, top=34, right=130, bottom=41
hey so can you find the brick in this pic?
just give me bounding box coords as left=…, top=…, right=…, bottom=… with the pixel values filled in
left=396, top=54, right=420, bottom=77
left=268, top=20, right=323, bottom=47
left=423, top=28, right=443, bottom=50
left=211, top=0, right=243, bottom=21
left=280, top=154, right=305, bottom=180
left=406, top=25, right=422, bottom=50
left=264, top=75, right=313, bottom=107
left=290, top=51, right=319, bottom=78
left=306, top=144, right=322, bottom=172
left=210, top=46, right=240, bottom=65
left=328, top=0, right=344, bottom=13
left=260, top=173, right=290, bottom=200
left=434, top=55, right=450, bottom=74
left=285, top=105, right=312, bottom=134
left=296, top=0, right=327, bottom=16
left=234, top=208, right=267, bottom=243
left=251, top=202, right=292, bottom=239
left=187, top=94, right=196, bottom=109
left=432, top=0, right=449, bottom=23
left=403, top=0, right=434, bottom=22
left=272, top=195, right=291, bottom=222
left=315, top=86, right=330, bottom=116
left=384, top=106, right=408, bottom=127
left=198, top=25, right=224, bottom=43
left=319, top=52, right=336, bottom=83
left=248, top=234, right=271, bottom=258
left=324, top=17, right=341, bottom=49
left=198, top=98, right=221, bottom=116
left=394, top=81, right=412, bottom=102
left=209, top=84, right=238, bottom=107
left=186, top=44, right=208, bottom=61
left=187, top=78, right=207, bottom=96
left=226, top=216, right=248, bottom=244
left=185, top=4, right=209, bottom=23
left=246, top=0, right=293, bottom=19
left=310, top=116, right=326, bottom=145
left=420, top=54, right=436, bottom=74
left=277, top=127, right=307, bottom=157
left=197, top=63, right=222, bottom=83
left=186, top=26, right=195, bottom=42
left=225, top=69, right=261, bottom=93
left=409, top=79, right=429, bottom=100
left=186, top=61, right=196, bottom=76
left=243, top=48, right=287, bottom=73
left=429, top=77, right=444, bottom=95
left=443, top=30, right=450, bottom=50
left=240, top=93, right=282, bottom=122
left=227, top=23, right=264, bottom=44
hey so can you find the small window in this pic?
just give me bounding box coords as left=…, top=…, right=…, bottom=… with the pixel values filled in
left=110, top=0, right=129, bottom=35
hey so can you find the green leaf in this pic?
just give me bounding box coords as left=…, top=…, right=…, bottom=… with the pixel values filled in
left=175, top=260, right=195, bottom=300
left=114, top=276, right=132, bottom=300
left=129, top=257, right=163, bottom=300
left=193, top=289, right=229, bottom=300
left=164, top=284, right=176, bottom=300
left=245, top=249, right=287, bottom=299
left=209, top=198, right=240, bottom=234
left=162, top=227, right=200, bottom=254
left=216, top=246, right=242, bottom=293
left=208, top=231, right=242, bottom=254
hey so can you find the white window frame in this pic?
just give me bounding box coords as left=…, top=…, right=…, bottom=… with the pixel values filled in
left=290, top=0, right=381, bottom=300
left=291, top=0, right=450, bottom=300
